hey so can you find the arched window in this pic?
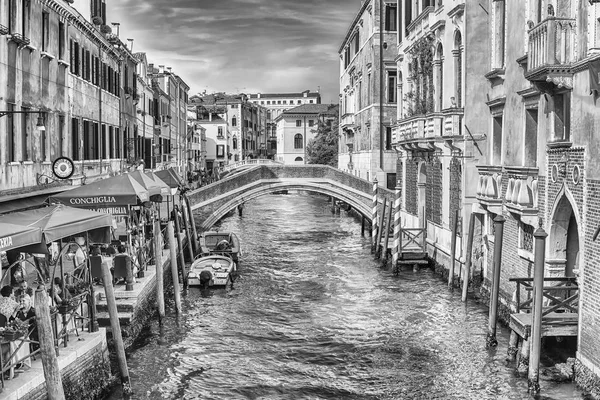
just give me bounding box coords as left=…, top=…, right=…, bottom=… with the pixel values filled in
left=232, top=138, right=237, bottom=150
left=295, top=157, right=303, bottom=162
left=436, top=43, right=443, bottom=112
left=232, top=117, right=237, bottom=127
left=454, top=31, right=463, bottom=108
left=294, top=134, right=303, bottom=149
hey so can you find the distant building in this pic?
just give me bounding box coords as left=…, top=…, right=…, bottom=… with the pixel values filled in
left=338, top=0, right=398, bottom=187
left=274, top=104, right=337, bottom=165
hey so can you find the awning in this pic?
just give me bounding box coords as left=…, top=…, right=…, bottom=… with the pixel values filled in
left=146, top=171, right=172, bottom=196
left=47, top=174, right=150, bottom=212
left=0, top=223, right=43, bottom=253
left=128, top=171, right=162, bottom=199
left=0, top=204, right=113, bottom=244
left=155, top=168, right=184, bottom=189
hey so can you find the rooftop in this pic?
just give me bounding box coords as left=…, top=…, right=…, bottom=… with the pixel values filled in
left=280, top=104, right=338, bottom=116
left=249, top=91, right=320, bottom=99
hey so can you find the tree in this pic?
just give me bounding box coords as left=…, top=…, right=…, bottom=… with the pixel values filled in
left=306, top=112, right=339, bottom=166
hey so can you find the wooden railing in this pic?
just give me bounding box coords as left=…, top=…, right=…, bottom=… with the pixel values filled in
left=509, top=277, right=578, bottom=315
left=400, top=227, right=427, bottom=253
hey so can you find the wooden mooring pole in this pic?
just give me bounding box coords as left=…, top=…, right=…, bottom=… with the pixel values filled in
left=167, top=221, right=183, bottom=313
left=392, top=186, right=402, bottom=272
left=382, top=205, right=393, bottom=266
left=184, top=195, right=199, bottom=256
left=101, top=262, right=132, bottom=396
left=181, top=200, right=195, bottom=262
left=448, top=209, right=459, bottom=289
left=486, top=215, right=505, bottom=348
left=528, top=227, right=547, bottom=393
left=371, top=178, right=378, bottom=253
left=375, top=198, right=387, bottom=259
left=462, top=212, right=476, bottom=302
left=154, top=221, right=165, bottom=323
left=173, top=210, right=188, bottom=288
left=35, top=286, right=65, bottom=400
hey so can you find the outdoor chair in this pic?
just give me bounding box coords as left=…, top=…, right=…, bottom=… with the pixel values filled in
left=113, top=255, right=133, bottom=291
left=89, top=255, right=103, bottom=283
left=0, top=314, right=6, bottom=328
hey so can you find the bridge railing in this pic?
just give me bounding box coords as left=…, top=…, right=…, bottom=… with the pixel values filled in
left=220, top=159, right=283, bottom=173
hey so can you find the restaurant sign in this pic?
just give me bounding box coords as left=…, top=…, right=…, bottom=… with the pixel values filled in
left=69, top=196, right=117, bottom=205
left=89, top=207, right=128, bottom=216
left=0, top=236, right=13, bottom=250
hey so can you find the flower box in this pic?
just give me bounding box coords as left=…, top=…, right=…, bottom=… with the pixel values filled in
left=0, top=330, right=24, bottom=341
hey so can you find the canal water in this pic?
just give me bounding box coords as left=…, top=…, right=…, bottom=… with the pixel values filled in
left=107, top=192, right=587, bottom=400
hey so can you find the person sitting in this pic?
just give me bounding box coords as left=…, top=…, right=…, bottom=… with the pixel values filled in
left=113, top=245, right=138, bottom=285
left=105, top=244, right=117, bottom=256
left=215, top=240, right=231, bottom=251
left=0, top=285, right=21, bottom=324
left=15, top=289, right=38, bottom=353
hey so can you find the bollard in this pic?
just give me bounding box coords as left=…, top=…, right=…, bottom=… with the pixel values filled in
left=173, top=211, right=188, bottom=287
left=528, top=227, right=547, bottom=393
left=392, top=186, right=402, bottom=272
left=486, top=215, right=505, bottom=348
left=167, top=222, right=183, bottom=313
left=382, top=205, right=393, bottom=266
left=448, top=209, right=459, bottom=288
left=154, top=221, right=165, bottom=322
left=371, top=178, right=379, bottom=252
left=462, top=212, right=476, bottom=302
left=101, top=262, right=132, bottom=396
left=35, top=286, right=66, bottom=400
left=375, top=198, right=387, bottom=259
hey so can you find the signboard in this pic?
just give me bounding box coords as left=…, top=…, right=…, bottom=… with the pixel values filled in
left=52, top=156, right=75, bottom=179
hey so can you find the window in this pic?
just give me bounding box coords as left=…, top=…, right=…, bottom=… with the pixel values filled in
left=298, top=100, right=302, bottom=104
left=295, top=157, right=303, bottom=162
left=58, top=21, right=65, bottom=59
left=309, top=100, right=314, bottom=104
left=519, top=222, right=534, bottom=253
left=40, top=115, right=46, bottom=161
left=22, top=0, right=31, bottom=38
left=6, top=104, right=16, bottom=162
left=385, top=4, right=397, bottom=31
left=308, top=120, right=315, bottom=127
left=283, top=100, right=287, bottom=104
left=42, top=12, right=49, bottom=51
left=492, top=114, right=503, bottom=165
left=386, top=127, right=392, bottom=150
left=296, top=120, right=302, bottom=127
left=553, top=93, right=571, bottom=142
left=233, top=138, right=237, bottom=150
left=21, top=107, right=30, bottom=161
left=277, top=101, right=281, bottom=105
left=58, top=115, right=65, bottom=156
left=524, top=107, right=538, bottom=166
left=454, top=31, right=463, bottom=107
left=387, top=71, right=397, bottom=103
left=218, top=126, right=224, bottom=138
left=216, top=145, right=225, bottom=158
left=294, top=134, right=303, bottom=149
left=267, top=101, right=271, bottom=105
left=8, top=0, right=17, bottom=33
left=232, top=117, right=237, bottom=127
left=72, top=118, right=80, bottom=160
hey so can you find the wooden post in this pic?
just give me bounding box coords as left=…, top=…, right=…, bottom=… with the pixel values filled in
left=184, top=195, right=199, bottom=256
left=173, top=209, right=188, bottom=288
left=518, top=338, right=531, bottom=374
left=375, top=198, right=387, bottom=258
left=462, top=212, right=476, bottom=302
left=34, top=286, right=66, bottom=400
left=361, top=215, right=365, bottom=237
left=382, top=205, right=393, bottom=266
left=371, top=178, right=379, bottom=252
left=167, top=222, right=182, bottom=313
left=101, top=262, right=132, bottom=396
left=181, top=200, right=195, bottom=263
left=486, top=215, right=505, bottom=348
left=448, top=209, right=459, bottom=288
left=392, top=186, right=402, bottom=272
left=528, top=227, right=547, bottom=393
left=154, top=221, right=165, bottom=323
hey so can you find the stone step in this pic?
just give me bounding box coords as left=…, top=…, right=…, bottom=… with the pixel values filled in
left=95, top=311, right=133, bottom=327
left=95, top=299, right=136, bottom=313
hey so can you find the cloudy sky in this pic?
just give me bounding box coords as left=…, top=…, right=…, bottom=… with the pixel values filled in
left=106, top=0, right=363, bottom=103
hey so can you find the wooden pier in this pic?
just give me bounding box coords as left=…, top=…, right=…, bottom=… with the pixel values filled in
left=397, top=227, right=428, bottom=268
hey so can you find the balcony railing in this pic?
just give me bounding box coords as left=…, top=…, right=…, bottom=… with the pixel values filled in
left=405, top=6, right=434, bottom=39
left=504, top=166, right=539, bottom=224
left=394, top=109, right=463, bottom=143
left=476, top=165, right=503, bottom=212
left=526, top=17, right=576, bottom=78
left=340, top=113, right=356, bottom=129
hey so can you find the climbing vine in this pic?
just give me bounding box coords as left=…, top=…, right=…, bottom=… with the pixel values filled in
left=404, top=35, right=435, bottom=117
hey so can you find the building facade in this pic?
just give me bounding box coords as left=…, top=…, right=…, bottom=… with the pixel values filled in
left=338, top=0, right=398, bottom=187
left=274, top=104, right=336, bottom=165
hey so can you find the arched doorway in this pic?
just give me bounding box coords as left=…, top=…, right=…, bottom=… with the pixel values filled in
left=549, top=194, right=579, bottom=277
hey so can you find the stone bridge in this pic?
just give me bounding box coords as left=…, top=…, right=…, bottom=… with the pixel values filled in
left=187, top=164, right=394, bottom=230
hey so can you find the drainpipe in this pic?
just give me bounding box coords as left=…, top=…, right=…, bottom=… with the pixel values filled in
left=379, top=0, right=384, bottom=172
left=304, top=115, right=307, bottom=164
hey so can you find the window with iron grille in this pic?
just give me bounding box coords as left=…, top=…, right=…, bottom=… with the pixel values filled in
left=520, top=222, right=534, bottom=253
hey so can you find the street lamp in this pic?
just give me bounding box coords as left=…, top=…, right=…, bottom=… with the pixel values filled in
left=0, top=111, right=47, bottom=131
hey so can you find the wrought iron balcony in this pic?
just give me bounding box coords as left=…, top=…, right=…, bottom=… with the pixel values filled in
left=525, top=17, right=576, bottom=91
left=476, top=165, right=503, bottom=213
left=504, top=166, right=539, bottom=225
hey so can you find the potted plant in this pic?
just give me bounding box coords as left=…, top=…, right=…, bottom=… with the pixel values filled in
left=0, top=319, right=29, bottom=340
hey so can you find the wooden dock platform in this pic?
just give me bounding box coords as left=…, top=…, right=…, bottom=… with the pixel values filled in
left=510, top=312, right=579, bottom=340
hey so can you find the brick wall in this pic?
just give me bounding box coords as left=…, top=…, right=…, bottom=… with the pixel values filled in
left=580, top=178, right=600, bottom=368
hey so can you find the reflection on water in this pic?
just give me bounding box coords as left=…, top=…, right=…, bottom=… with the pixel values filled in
left=107, top=192, right=586, bottom=400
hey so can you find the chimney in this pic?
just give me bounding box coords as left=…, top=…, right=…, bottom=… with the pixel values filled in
left=149, top=63, right=154, bottom=73
left=159, top=65, right=165, bottom=73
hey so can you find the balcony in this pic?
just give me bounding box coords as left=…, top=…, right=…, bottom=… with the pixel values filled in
left=340, top=113, right=356, bottom=134
left=8, top=33, right=30, bottom=47
left=405, top=6, right=434, bottom=40
left=476, top=165, right=503, bottom=214
left=525, top=17, right=576, bottom=92
left=393, top=109, right=463, bottom=146
left=504, top=166, right=539, bottom=225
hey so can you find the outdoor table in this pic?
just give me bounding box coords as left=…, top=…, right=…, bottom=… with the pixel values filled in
left=0, top=336, right=31, bottom=380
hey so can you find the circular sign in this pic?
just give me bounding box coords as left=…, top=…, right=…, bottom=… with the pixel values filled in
left=52, top=157, right=75, bottom=179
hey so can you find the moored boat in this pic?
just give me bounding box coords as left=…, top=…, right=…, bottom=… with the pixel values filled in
left=199, top=231, right=240, bottom=262
left=187, top=255, right=236, bottom=287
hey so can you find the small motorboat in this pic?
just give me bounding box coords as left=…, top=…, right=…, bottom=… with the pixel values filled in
left=187, top=255, right=236, bottom=287
left=199, top=231, right=240, bottom=262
